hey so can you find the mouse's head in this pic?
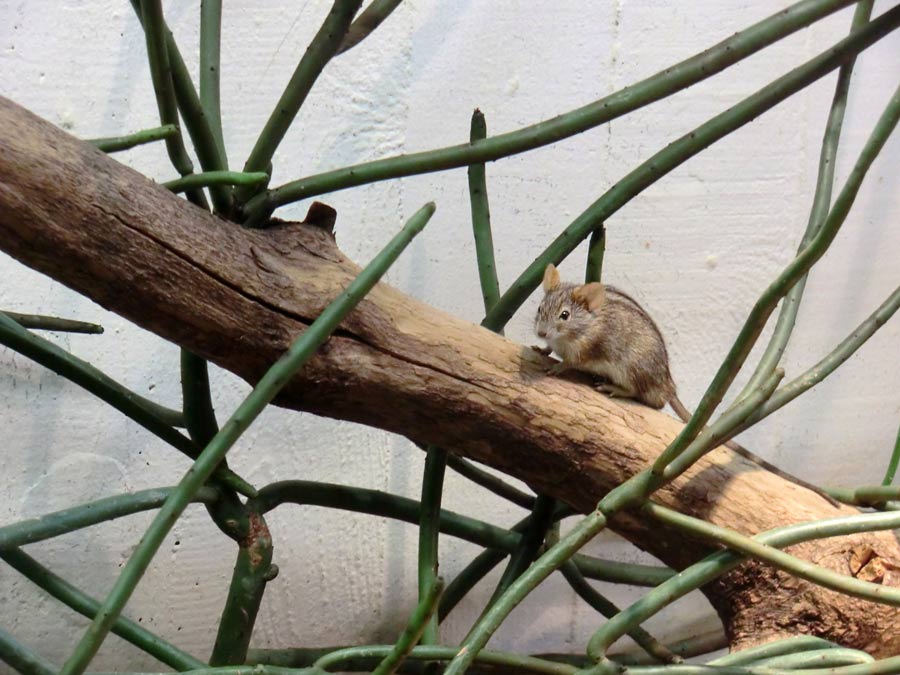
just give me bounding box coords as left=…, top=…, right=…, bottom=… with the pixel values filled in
left=534, top=264, right=605, bottom=354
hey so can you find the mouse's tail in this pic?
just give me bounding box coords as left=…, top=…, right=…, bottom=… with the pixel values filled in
left=668, top=395, right=693, bottom=425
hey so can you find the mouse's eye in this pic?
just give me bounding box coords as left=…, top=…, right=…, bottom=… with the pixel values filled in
left=559, top=310, right=570, bottom=321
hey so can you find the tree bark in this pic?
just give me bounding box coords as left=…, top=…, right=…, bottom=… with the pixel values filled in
left=1, top=96, right=898, bottom=654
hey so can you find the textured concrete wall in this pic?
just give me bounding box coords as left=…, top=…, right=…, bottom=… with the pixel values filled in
left=1, top=1, right=898, bottom=670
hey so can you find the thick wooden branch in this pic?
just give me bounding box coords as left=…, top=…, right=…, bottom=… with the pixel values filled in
left=1, top=96, right=899, bottom=653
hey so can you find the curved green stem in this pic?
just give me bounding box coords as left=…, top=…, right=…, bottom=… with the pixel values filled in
left=251, top=480, right=670, bottom=587
left=139, top=0, right=206, bottom=208
left=164, top=171, right=268, bottom=194
left=1, top=548, right=205, bottom=670
left=417, top=446, right=448, bottom=646
left=735, top=0, right=873, bottom=400
left=128, top=0, right=230, bottom=212
left=56, top=202, right=436, bottom=675
left=610, top=630, right=727, bottom=666
left=244, top=0, right=863, bottom=224
left=337, top=0, right=404, bottom=54
left=316, top=645, right=576, bottom=675
left=653, top=73, right=900, bottom=473
left=733, top=283, right=900, bottom=437
left=0, top=486, right=217, bottom=551
left=236, top=0, right=362, bottom=207
left=439, top=548, right=507, bottom=622
left=587, top=508, right=900, bottom=657
left=468, top=109, right=501, bottom=316
left=3, top=311, right=103, bottom=334
left=480, top=495, right=556, bottom=613
left=373, top=577, right=444, bottom=675
left=87, top=124, right=178, bottom=153
left=560, top=561, right=677, bottom=665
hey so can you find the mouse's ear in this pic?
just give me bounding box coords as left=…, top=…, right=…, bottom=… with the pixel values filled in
left=542, top=264, right=561, bottom=291
left=573, top=282, right=605, bottom=312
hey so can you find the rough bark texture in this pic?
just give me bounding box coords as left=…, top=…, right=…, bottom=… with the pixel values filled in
left=1, top=96, right=899, bottom=654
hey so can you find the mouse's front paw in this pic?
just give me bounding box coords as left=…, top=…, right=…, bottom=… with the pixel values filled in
left=546, top=362, right=568, bottom=376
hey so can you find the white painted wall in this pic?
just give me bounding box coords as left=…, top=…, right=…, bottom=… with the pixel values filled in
left=1, top=1, right=898, bottom=670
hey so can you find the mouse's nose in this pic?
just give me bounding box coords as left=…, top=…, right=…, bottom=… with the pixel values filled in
left=537, top=329, right=547, bottom=339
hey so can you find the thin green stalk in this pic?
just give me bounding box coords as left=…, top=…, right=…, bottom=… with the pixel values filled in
left=587, top=508, right=900, bottom=657
left=139, top=0, right=207, bottom=208
left=479, top=495, right=556, bottom=613
left=316, top=645, right=577, bottom=675
left=610, top=630, right=727, bottom=666
left=1, top=548, right=205, bottom=670
left=661, top=369, right=784, bottom=479
left=417, top=446, right=448, bottom=646
left=200, top=0, right=226, bottom=165
left=337, top=0, right=404, bottom=54
left=163, top=171, right=268, bottom=194
left=0, top=312, right=255, bottom=497
left=584, top=225, right=606, bottom=284
left=209, top=517, right=275, bottom=665
left=0, top=486, right=217, bottom=550
left=468, top=109, right=501, bottom=315
left=653, top=74, right=900, bottom=473
left=373, top=577, right=444, bottom=675
left=709, top=636, right=838, bottom=666
left=250, top=480, right=670, bottom=586
left=736, top=1, right=873, bottom=399
left=828, top=485, right=900, bottom=506
left=87, top=124, right=178, bottom=153
left=56, top=202, right=436, bottom=675
left=733, top=283, right=900, bottom=436
left=0, top=627, right=57, bottom=675
left=3, top=311, right=103, bottom=334
left=236, top=0, right=363, bottom=207
left=559, top=561, right=677, bottom=665
left=482, top=7, right=900, bottom=334
left=445, top=455, right=535, bottom=509
left=646, top=502, right=900, bottom=605
left=128, top=0, right=231, bottom=212
left=753, top=649, right=872, bottom=669
left=0, top=312, right=184, bottom=429
left=243, top=0, right=865, bottom=223
left=181, top=351, right=220, bottom=446
left=439, top=548, right=507, bottom=622
left=884, top=422, right=900, bottom=486
left=443, top=507, right=612, bottom=675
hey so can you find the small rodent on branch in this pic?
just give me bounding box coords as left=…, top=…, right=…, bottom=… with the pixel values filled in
left=533, top=263, right=838, bottom=507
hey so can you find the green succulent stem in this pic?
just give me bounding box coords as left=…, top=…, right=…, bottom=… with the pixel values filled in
left=584, top=225, right=606, bottom=284
left=0, top=312, right=255, bottom=497
left=2, top=311, right=103, bottom=334
left=337, top=0, right=404, bottom=54
left=735, top=0, right=873, bottom=400
left=483, top=6, right=900, bottom=334
left=586, top=508, right=900, bottom=657
left=468, top=109, right=502, bottom=316
left=242, top=0, right=864, bottom=225
left=87, top=124, right=178, bottom=153
left=236, top=0, right=363, bottom=208
left=1, top=548, right=205, bottom=670
left=372, top=577, right=445, bottom=675
left=56, top=202, right=435, bottom=675
left=163, top=171, right=268, bottom=193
